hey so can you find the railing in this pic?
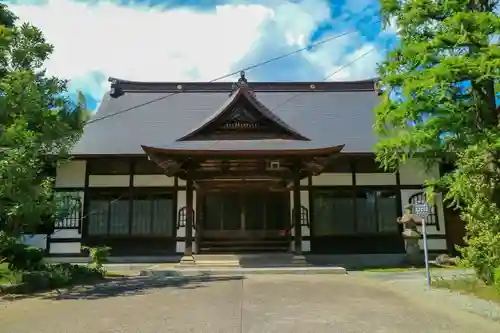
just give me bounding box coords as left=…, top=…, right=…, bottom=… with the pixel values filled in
left=54, top=193, right=82, bottom=231
left=177, top=206, right=196, bottom=230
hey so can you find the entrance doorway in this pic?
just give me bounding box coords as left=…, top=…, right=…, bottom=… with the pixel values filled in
left=198, top=190, right=290, bottom=252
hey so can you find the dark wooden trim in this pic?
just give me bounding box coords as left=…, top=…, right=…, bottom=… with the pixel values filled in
left=173, top=176, right=179, bottom=240
left=427, top=234, right=447, bottom=239
left=48, top=252, right=87, bottom=258
left=293, top=165, right=302, bottom=255
left=142, top=144, right=344, bottom=157
left=54, top=187, right=85, bottom=191
left=86, top=157, right=133, bottom=175
left=426, top=249, right=448, bottom=254
left=185, top=169, right=194, bottom=256
left=307, top=175, right=314, bottom=237
left=395, top=170, right=403, bottom=234
left=49, top=237, right=82, bottom=243
left=128, top=159, right=135, bottom=236
left=306, top=184, right=424, bottom=190
left=351, top=159, right=358, bottom=231
left=110, top=78, right=376, bottom=93
left=309, top=234, right=405, bottom=254
left=82, top=160, right=90, bottom=238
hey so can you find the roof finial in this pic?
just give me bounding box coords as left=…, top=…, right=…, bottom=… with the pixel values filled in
left=230, top=70, right=251, bottom=96
left=238, top=71, right=248, bottom=86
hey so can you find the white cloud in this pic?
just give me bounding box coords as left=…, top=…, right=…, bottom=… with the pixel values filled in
left=8, top=0, right=384, bottom=101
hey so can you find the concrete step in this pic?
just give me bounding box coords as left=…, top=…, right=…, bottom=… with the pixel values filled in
left=140, top=265, right=347, bottom=277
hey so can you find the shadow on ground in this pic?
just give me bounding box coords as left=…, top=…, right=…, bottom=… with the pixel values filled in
left=1, top=274, right=244, bottom=302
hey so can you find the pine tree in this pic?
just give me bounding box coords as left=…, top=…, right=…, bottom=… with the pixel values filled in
left=0, top=4, right=87, bottom=237
left=376, top=0, right=500, bottom=282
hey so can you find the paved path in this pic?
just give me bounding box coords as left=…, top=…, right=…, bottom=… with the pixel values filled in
left=1, top=274, right=499, bottom=333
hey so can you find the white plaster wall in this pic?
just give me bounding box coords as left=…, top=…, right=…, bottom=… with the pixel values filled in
left=418, top=238, right=447, bottom=251
left=134, top=175, right=174, bottom=187
left=50, top=242, right=81, bottom=254
left=21, top=234, right=47, bottom=250
left=51, top=229, right=81, bottom=239
left=312, top=173, right=352, bottom=186
left=399, top=159, right=440, bottom=185
left=55, top=160, right=86, bottom=188
left=355, top=173, right=397, bottom=185
left=88, top=175, right=129, bottom=187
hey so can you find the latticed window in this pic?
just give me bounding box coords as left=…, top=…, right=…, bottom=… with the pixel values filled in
left=87, top=194, right=174, bottom=236
left=177, top=206, right=195, bottom=229
left=292, top=205, right=310, bottom=227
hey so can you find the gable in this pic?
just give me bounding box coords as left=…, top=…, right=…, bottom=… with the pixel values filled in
left=177, top=88, right=309, bottom=141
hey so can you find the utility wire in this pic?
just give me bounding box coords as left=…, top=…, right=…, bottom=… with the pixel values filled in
left=71, top=46, right=379, bottom=234
left=85, top=22, right=380, bottom=125
left=201, top=45, right=378, bottom=151
left=60, top=27, right=381, bottom=238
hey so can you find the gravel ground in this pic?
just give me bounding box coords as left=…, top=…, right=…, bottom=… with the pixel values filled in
left=1, top=273, right=499, bottom=333
left=355, top=270, right=500, bottom=323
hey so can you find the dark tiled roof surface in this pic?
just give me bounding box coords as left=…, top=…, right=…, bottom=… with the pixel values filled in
left=73, top=81, right=380, bottom=155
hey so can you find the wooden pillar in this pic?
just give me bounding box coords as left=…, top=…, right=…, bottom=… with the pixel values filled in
left=185, top=171, right=194, bottom=256
left=293, top=171, right=302, bottom=255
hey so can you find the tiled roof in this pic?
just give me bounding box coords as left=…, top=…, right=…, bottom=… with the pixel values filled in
left=72, top=78, right=380, bottom=155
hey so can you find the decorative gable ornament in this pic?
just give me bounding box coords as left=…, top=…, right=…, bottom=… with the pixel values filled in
left=176, top=71, right=310, bottom=141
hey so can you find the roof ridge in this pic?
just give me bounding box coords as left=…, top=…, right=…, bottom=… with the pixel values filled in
left=108, top=77, right=377, bottom=94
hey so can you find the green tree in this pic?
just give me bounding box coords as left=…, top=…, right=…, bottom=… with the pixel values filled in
left=375, top=0, right=500, bottom=283
left=0, top=4, right=87, bottom=237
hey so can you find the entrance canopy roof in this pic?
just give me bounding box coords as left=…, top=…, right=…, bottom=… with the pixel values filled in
left=141, top=141, right=344, bottom=157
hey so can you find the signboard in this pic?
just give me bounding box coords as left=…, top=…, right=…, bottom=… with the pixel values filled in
left=413, top=203, right=430, bottom=218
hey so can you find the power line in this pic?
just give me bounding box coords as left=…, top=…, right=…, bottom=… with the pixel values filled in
left=63, top=27, right=381, bottom=239
left=200, top=46, right=378, bottom=152
left=69, top=46, right=379, bottom=234
left=85, top=22, right=380, bottom=125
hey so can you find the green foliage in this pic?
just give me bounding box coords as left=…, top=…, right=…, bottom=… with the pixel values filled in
left=82, top=246, right=111, bottom=270
left=11, top=264, right=104, bottom=293
left=494, top=266, right=500, bottom=293
left=376, top=1, right=500, bottom=283
left=0, top=4, right=87, bottom=236
left=1, top=243, right=45, bottom=272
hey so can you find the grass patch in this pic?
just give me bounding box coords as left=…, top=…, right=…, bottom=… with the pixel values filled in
left=362, top=264, right=463, bottom=273
left=432, top=275, right=500, bottom=304
left=105, top=270, right=138, bottom=278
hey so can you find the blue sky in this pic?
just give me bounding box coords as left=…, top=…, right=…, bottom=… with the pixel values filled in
left=6, top=0, right=397, bottom=111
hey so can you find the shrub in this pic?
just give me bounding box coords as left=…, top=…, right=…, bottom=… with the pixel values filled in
left=1, top=243, right=46, bottom=272
left=494, top=267, right=500, bottom=293
left=21, top=271, right=52, bottom=292
left=7, top=264, right=105, bottom=293
left=82, top=245, right=111, bottom=271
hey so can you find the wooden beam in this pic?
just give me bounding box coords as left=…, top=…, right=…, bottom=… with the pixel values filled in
left=185, top=169, right=194, bottom=256
left=293, top=166, right=302, bottom=255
